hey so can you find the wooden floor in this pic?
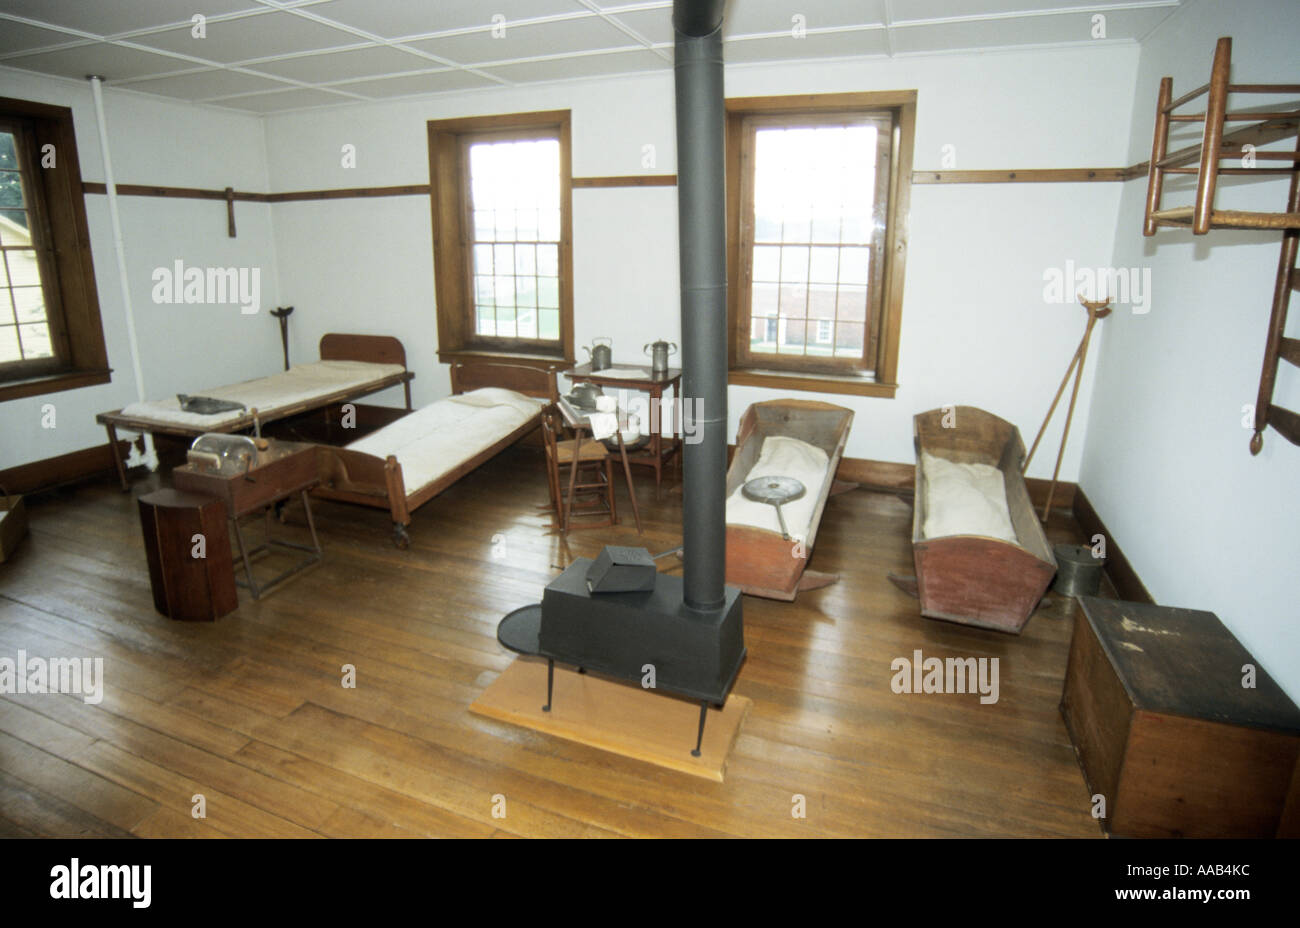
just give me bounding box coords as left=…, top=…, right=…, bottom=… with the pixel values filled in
left=0, top=446, right=1106, bottom=837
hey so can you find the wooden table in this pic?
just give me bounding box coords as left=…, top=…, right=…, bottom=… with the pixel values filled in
left=556, top=396, right=642, bottom=534
left=567, top=363, right=681, bottom=491
left=172, top=439, right=322, bottom=600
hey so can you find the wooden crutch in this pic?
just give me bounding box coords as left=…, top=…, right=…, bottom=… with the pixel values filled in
left=1023, top=294, right=1112, bottom=521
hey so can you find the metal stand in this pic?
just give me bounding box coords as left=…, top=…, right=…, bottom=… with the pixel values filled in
left=231, top=489, right=322, bottom=600
left=543, top=658, right=554, bottom=712
left=692, top=701, right=708, bottom=757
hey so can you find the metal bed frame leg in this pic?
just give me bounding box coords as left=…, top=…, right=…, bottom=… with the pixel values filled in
left=692, top=701, right=708, bottom=757
left=542, top=658, right=555, bottom=712
left=231, top=517, right=261, bottom=600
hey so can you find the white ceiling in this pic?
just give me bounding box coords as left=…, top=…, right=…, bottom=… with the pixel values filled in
left=0, top=0, right=1182, bottom=115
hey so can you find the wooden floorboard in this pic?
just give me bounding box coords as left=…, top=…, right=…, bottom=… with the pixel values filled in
left=0, top=445, right=1104, bottom=837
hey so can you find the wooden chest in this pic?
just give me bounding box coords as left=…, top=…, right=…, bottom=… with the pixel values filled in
left=1061, top=596, right=1300, bottom=837
left=173, top=440, right=318, bottom=518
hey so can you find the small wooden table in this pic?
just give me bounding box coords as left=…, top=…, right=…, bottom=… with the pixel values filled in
left=567, top=363, right=682, bottom=491
left=172, top=439, right=322, bottom=600
left=556, top=396, right=642, bottom=534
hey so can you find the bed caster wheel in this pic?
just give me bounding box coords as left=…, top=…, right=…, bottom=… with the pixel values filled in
left=392, top=523, right=410, bottom=549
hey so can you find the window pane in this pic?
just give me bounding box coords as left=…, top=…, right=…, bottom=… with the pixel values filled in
left=777, top=317, right=805, bottom=354
left=835, top=322, right=865, bottom=358
left=474, top=276, right=494, bottom=307
left=493, top=244, right=514, bottom=276
left=838, top=247, right=869, bottom=286
left=780, top=246, right=809, bottom=284
left=752, top=282, right=779, bottom=318
left=0, top=325, right=18, bottom=362
left=473, top=243, right=493, bottom=276
left=18, top=322, right=51, bottom=358
left=538, top=309, right=560, bottom=340
left=473, top=210, right=494, bottom=242
left=752, top=246, right=780, bottom=282
left=476, top=308, right=495, bottom=336
left=836, top=285, right=867, bottom=323
left=494, top=210, right=515, bottom=241
left=517, top=209, right=538, bottom=242
left=514, top=244, right=536, bottom=277
left=537, top=244, right=559, bottom=277
left=516, top=306, right=537, bottom=340
left=809, top=247, right=839, bottom=284
left=493, top=275, right=515, bottom=308
left=808, top=283, right=837, bottom=321
left=12, top=286, right=45, bottom=323
left=538, top=208, right=560, bottom=242
left=779, top=283, right=807, bottom=319
left=516, top=276, right=537, bottom=308
left=538, top=277, right=558, bottom=309
left=6, top=250, right=40, bottom=287
left=0, top=133, right=17, bottom=170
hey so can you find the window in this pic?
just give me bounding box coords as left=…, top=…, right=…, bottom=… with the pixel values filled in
left=726, top=93, right=915, bottom=397
left=428, top=111, right=573, bottom=364
left=0, top=98, right=108, bottom=402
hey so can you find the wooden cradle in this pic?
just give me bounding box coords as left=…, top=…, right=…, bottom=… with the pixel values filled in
left=911, top=406, right=1057, bottom=634
left=724, top=399, right=855, bottom=600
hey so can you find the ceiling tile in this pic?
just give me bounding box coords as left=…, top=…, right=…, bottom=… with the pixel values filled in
left=891, top=7, right=1173, bottom=54
left=247, top=44, right=435, bottom=82
left=601, top=7, right=675, bottom=46
left=335, top=69, right=503, bottom=98
left=206, top=86, right=361, bottom=112
left=723, top=0, right=887, bottom=37
left=0, top=19, right=84, bottom=55
left=480, top=48, right=666, bottom=83
left=893, top=1, right=1175, bottom=24
left=3, top=41, right=200, bottom=81
left=408, top=17, right=640, bottom=65
left=304, top=0, right=590, bottom=40
left=724, top=28, right=889, bottom=63
left=114, top=69, right=294, bottom=100
left=127, top=10, right=361, bottom=64
left=0, top=0, right=265, bottom=36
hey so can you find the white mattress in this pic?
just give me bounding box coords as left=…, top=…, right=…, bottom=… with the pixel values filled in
left=116, top=360, right=406, bottom=430
left=346, top=387, right=543, bottom=494
left=725, top=436, right=830, bottom=540
left=920, top=451, right=1018, bottom=543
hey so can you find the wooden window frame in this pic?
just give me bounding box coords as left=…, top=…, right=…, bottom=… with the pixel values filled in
left=0, top=97, right=110, bottom=403
left=428, top=110, right=575, bottom=368
left=725, top=92, right=916, bottom=398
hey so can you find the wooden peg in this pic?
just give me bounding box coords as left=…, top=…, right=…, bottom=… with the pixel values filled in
left=225, top=186, right=236, bottom=237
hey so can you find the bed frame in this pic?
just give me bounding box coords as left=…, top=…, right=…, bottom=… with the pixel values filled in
left=313, top=361, right=559, bottom=548
left=724, top=399, right=856, bottom=600
left=911, top=406, right=1057, bottom=634
left=96, top=333, right=414, bottom=491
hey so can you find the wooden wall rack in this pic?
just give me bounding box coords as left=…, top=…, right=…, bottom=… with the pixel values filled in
left=1143, top=36, right=1300, bottom=454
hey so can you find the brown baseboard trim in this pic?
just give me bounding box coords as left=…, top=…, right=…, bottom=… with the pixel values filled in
left=834, top=456, right=1077, bottom=511
left=0, top=439, right=134, bottom=496
left=1072, top=487, right=1154, bottom=605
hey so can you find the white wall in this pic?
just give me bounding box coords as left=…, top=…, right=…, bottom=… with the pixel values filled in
left=265, top=42, right=1140, bottom=473
left=1079, top=0, right=1300, bottom=698
left=0, top=69, right=279, bottom=470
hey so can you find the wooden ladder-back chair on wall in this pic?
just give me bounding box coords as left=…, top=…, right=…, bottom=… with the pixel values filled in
left=541, top=404, right=618, bottom=531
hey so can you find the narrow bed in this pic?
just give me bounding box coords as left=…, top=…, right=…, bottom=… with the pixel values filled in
left=313, top=361, right=558, bottom=547
left=724, top=399, right=855, bottom=600
left=910, top=406, right=1057, bottom=634
left=97, top=333, right=414, bottom=490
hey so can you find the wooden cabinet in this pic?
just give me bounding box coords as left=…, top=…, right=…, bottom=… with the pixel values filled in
left=138, top=489, right=237, bottom=622
left=1061, top=596, right=1300, bottom=837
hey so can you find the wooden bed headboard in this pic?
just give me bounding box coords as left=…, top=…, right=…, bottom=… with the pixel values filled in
left=449, top=361, right=559, bottom=402
left=319, top=333, right=407, bottom=369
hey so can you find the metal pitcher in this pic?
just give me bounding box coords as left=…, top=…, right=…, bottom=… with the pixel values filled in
left=644, top=339, right=677, bottom=376
left=583, top=337, right=613, bottom=371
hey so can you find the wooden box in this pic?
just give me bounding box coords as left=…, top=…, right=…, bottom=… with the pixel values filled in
left=1061, top=596, right=1300, bottom=837
left=138, top=489, right=237, bottom=622
left=0, top=495, right=28, bottom=563
left=173, top=440, right=317, bottom=518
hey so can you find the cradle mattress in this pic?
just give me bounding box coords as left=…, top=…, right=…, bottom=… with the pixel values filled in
left=725, top=436, right=829, bottom=540
left=920, top=451, right=1017, bottom=543
left=116, top=360, right=406, bottom=430
left=345, top=387, right=543, bottom=493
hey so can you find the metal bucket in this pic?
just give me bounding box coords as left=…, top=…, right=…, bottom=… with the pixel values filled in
left=1052, top=543, right=1105, bottom=597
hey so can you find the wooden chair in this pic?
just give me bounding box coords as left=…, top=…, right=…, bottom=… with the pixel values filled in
left=541, top=405, right=617, bottom=531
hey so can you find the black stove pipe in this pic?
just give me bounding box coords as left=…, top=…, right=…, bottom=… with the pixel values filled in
left=673, top=0, right=728, bottom=612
